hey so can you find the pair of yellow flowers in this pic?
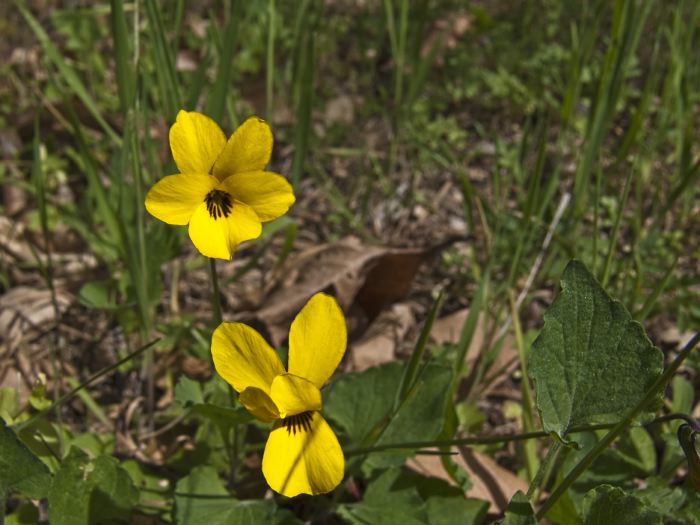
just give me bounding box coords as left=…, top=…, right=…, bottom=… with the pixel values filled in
left=145, top=111, right=345, bottom=497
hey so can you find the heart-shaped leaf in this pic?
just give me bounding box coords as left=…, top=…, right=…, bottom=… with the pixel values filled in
left=529, top=260, right=663, bottom=441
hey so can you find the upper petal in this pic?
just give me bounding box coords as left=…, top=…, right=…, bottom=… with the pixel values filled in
left=144, top=173, right=216, bottom=225
left=212, top=116, right=273, bottom=180
left=219, top=171, right=295, bottom=222
left=211, top=322, right=285, bottom=395
left=187, top=200, right=262, bottom=260
left=239, top=387, right=280, bottom=422
left=262, top=412, right=344, bottom=497
left=270, top=374, right=322, bottom=418
left=288, top=293, right=347, bottom=388
left=169, top=110, right=226, bottom=174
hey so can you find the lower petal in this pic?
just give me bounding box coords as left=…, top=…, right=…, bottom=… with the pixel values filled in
left=188, top=202, right=232, bottom=259
left=187, top=200, right=262, bottom=259
left=262, top=412, right=344, bottom=497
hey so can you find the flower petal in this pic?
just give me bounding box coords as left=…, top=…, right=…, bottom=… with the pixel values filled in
left=288, top=293, right=347, bottom=388
left=219, top=171, right=295, bottom=222
left=239, top=387, right=280, bottom=422
left=211, top=322, right=285, bottom=395
left=169, top=110, right=226, bottom=174
left=270, top=374, right=322, bottom=418
left=212, top=116, right=273, bottom=180
left=262, top=412, right=344, bottom=497
left=144, top=173, right=216, bottom=225
left=187, top=200, right=262, bottom=259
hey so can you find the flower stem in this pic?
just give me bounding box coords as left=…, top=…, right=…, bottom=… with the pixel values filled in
left=209, top=258, right=222, bottom=325
left=536, top=331, right=700, bottom=520
left=344, top=409, right=699, bottom=458
left=344, top=424, right=612, bottom=457
left=526, top=441, right=561, bottom=501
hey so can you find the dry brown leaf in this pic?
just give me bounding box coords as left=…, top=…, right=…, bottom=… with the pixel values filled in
left=407, top=447, right=528, bottom=514
left=0, top=286, right=72, bottom=353
left=249, top=236, right=447, bottom=345
left=349, top=303, right=414, bottom=371
left=431, top=308, right=518, bottom=395
left=458, top=446, right=529, bottom=513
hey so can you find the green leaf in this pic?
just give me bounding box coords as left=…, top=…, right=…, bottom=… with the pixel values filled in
left=671, top=376, right=695, bottom=414
left=426, top=495, right=488, bottom=525
left=189, top=403, right=253, bottom=427
left=371, top=364, right=453, bottom=468
left=529, top=260, right=663, bottom=441
left=175, top=376, right=205, bottom=407
left=499, top=491, right=536, bottom=525
left=47, top=447, right=138, bottom=525
left=581, top=485, right=662, bottom=525
left=0, top=418, right=52, bottom=499
left=324, top=362, right=404, bottom=445
left=562, top=431, right=654, bottom=511
left=544, top=491, right=582, bottom=525
left=174, top=466, right=299, bottom=525
left=325, top=361, right=453, bottom=457
left=78, top=280, right=119, bottom=310
left=175, top=376, right=252, bottom=427
left=5, top=502, right=40, bottom=525
left=636, top=477, right=689, bottom=519
left=338, top=468, right=487, bottom=525
left=0, top=388, right=18, bottom=424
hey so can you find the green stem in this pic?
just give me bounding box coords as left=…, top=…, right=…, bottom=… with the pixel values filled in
left=536, top=331, right=700, bottom=519
left=209, top=258, right=222, bottom=325
left=345, top=423, right=616, bottom=457
left=527, top=441, right=561, bottom=500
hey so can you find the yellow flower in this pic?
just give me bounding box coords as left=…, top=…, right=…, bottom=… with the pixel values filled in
left=145, top=111, right=295, bottom=260
left=211, top=293, right=346, bottom=497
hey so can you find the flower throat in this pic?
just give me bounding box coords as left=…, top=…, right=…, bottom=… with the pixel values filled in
left=283, top=411, right=313, bottom=435
left=205, top=189, right=232, bottom=219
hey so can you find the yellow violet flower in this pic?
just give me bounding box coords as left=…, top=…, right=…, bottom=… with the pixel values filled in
left=145, top=111, right=295, bottom=260
left=211, top=293, right=346, bottom=497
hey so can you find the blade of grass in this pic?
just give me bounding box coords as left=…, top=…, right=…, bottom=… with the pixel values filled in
left=454, top=271, right=490, bottom=378
left=15, top=0, right=121, bottom=144
left=144, top=0, right=181, bottom=118
left=290, top=20, right=315, bottom=186
left=32, top=116, right=65, bottom=456
left=394, top=290, right=444, bottom=411
left=205, top=0, right=241, bottom=122
left=67, top=110, right=123, bottom=251
left=600, top=162, right=635, bottom=288
left=110, top=0, right=135, bottom=112
left=572, top=0, right=651, bottom=214
left=509, top=291, right=538, bottom=483
left=634, top=256, right=679, bottom=322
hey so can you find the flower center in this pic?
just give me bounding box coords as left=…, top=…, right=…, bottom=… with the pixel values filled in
left=204, top=190, right=233, bottom=219
left=283, top=411, right=313, bottom=436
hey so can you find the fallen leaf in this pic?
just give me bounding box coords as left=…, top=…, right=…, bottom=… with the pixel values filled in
left=407, top=446, right=528, bottom=514
left=0, top=286, right=72, bottom=354
left=349, top=303, right=414, bottom=371
left=249, top=236, right=455, bottom=345
left=431, top=308, right=517, bottom=393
